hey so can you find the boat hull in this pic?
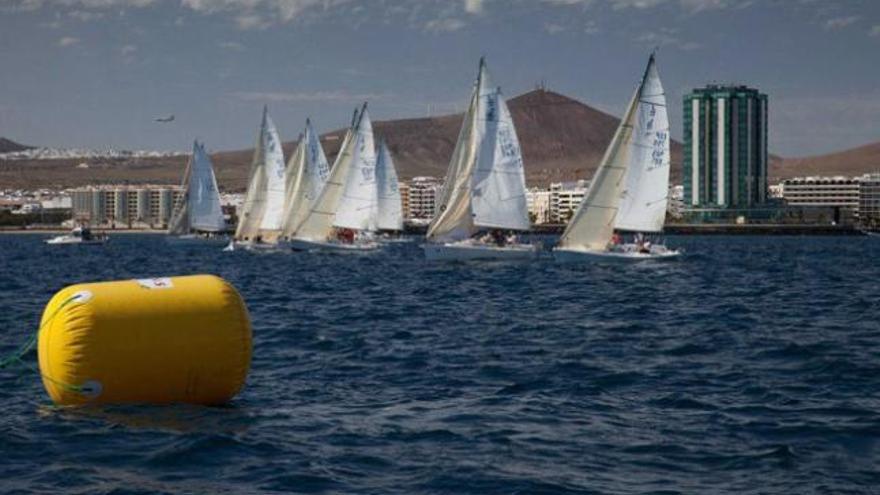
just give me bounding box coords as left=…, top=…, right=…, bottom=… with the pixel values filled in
left=423, top=241, right=538, bottom=261
left=284, top=238, right=379, bottom=253
left=166, top=234, right=229, bottom=246
left=553, top=246, right=680, bottom=263
left=45, top=237, right=106, bottom=245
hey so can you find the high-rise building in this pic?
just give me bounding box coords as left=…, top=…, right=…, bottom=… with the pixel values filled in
left=683, top=85, right=768, bottom=209
left=859, top=174, right=880, bottom=229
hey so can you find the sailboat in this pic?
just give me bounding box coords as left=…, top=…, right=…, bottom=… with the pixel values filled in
left=279, top=118, right=331, bottom=243
left=423, top=57, right=536, bottom=261
left=286, top=103, right=380, bottom=252
left=375, top=139, right=405, bottom=240
left=167, top=141, right=228, bottom=245
left=233, top=106, right=287, bottom=249
left=553, top=54, right=679, bottom=262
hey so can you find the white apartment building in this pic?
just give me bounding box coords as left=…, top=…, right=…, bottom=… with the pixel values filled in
left=781, top=176, right=860, bottom=210
left=549, top=180, right=589, bottom=223
left=526, top=188, right=551, bottom=224
left=71, top=185, right=183, bottom=228
left=406, top=176, right=442, bottom=221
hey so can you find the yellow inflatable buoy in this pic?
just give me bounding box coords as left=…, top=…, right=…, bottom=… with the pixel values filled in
left=37, top=274, right=252, bottom=406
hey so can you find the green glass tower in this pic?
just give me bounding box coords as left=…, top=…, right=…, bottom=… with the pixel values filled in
left=683, top=85, right=768, bottom=208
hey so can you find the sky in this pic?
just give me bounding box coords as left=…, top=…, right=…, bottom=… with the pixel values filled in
left=0, top=0, right=879, bottom=158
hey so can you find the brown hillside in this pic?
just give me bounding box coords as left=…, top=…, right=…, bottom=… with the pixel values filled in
left=774, top=140, right=880, bottom=180
left=0, top=137, right=31, bottom=153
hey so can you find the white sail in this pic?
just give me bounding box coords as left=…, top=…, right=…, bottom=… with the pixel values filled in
left=292, top=106, right=362, bottom=242
left=375, top=140, right=403, bottom=231
left=426, top=58, right=492, bottom=242
left=557, top=59, right=648, bottom=251
left=471, top=87, right=530, bottom=231
left=280, top=119, right=330, bottom=237
left=188, top=142, right=226, bottom=232
left=235, top=107, right=270, bottom=241
left=615, top=56, right=670, bottom=233
left=333, top=107, right=377, bottom=231
left=258, top=111, right=287, bottom=234
left=167, top=151, right=193, bottom=235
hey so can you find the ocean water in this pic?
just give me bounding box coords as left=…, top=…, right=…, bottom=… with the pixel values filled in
left=0, top=234, right=878, bottom=494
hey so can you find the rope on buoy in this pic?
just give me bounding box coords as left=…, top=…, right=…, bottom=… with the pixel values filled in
left=0, top=294, right=93, bottom=395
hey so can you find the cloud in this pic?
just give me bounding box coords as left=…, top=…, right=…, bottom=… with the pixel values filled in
left=120, top=44, right=136, bottom=55
left=584, top=20, right=599, bottom=34
left=544, top=22, right=565, bottom=34
left=232, top=90, right=386, bottom=103
left=424, top=17, right=466, bottom=33
left=636, top=28, right=700, bottom=50
left=219, top=40, right=245, bottom=51
left=68, top=9, right=104, bottom=21
left=823, top=15, right=859, bottom=31
left=464, top=0, right=484, bottom=15
left=57, top=36, right=79, bottom=47
left=541, top=0, right=752, bottom=13
left=235, top=14, right=268, bottom=30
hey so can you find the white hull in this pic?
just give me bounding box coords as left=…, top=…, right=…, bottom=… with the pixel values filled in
left=166, top=234, right=229, bottom=246
left=235, top=241, right=285, bottom=252
left=553, top=246, right=680, bottom=263
left=284, top=238, right=379, bottom=253
left=423, top=241, right=538, bottom=261
left=377, top=235, right=413, bottom=244
left=45, top=236, right=106, bottom=245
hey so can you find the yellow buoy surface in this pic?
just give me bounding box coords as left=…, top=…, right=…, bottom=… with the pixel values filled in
left=38, top=274, right=252, bottom=406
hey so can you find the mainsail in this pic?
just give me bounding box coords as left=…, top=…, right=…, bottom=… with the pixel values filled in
left=169, top=141, right=226, bottom=234
left=292, top=104, right=368, bottom=242
left=614, top=56, right=670, bottom=233
left=375, top=140, right=403, bottom=231
left=235, top=106, right=274, bottom=241
left=558, top=54, right=660, bottom=251
left=426, top=58, right=529, bottom=243
left=280, top=119, right=330, bottom=238
left=258, top=110, right=287, bottom=237
left=333, top=106, right=377, bottom=231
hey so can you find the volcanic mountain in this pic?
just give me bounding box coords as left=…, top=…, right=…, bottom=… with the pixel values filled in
left=0, top=137, right=31, bottom=154
left=774, top=140, right=880, bottom=180
left=210, top=89, right=685, bottom=190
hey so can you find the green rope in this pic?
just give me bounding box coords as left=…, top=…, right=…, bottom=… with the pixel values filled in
left=0, top=294, right=91, bottom=395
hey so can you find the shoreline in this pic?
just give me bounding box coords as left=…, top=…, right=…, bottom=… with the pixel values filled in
left=0, top=224, right=866, bottom=236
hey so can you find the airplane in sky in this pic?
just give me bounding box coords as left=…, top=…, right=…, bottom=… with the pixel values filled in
left=155, top=115, right=175, bottom=123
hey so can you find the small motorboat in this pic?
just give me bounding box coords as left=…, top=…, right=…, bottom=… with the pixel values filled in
left=45, top=227, right=107, bottom=245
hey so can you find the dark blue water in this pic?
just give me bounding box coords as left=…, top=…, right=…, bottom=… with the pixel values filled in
left=1, top=234, right=878, bottom=494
